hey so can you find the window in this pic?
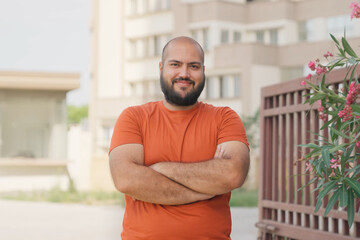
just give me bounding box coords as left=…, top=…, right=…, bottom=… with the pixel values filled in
left=270, top=29, right=278, bottom=45
left=191, top=30, right=198, bottom=41
left=0, top=91, right=67, bottom=160
left=298, top=20, right=315, bottom=42
left=203, top=28, right=209, bottom=51
left=327, top=15, right=354, bottom=38
left=129, top=40, right=136, bottom=59
left=256, top=30, right=264, bottom=43
left=220, top=76, right=231, bottom=98
left=221, top=30, right=229, bottom=44
left=139, top=0, right=148, bottom=14
left=103, top=126, right=114, bottom=143
left=154, top=36, right=162, bottom=56
left=130, top=0, right=137, bottom=15
left=234, top=75, right=241, bottom=97
left=155, top=0, right=161, bottom=11
left=234, top=31, right=241, bottom=43
left=165, top=0, right=171, bottom=9
left=298, top=21, right=307, bottom=42
left=206, top=77, right=218, bottom=99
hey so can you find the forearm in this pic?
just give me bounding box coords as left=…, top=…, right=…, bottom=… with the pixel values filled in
left=151, top=159, right=244, bottom=195
left=150, top=142, right=250, bottom=195
left=110, top=161, right=213, bottom=205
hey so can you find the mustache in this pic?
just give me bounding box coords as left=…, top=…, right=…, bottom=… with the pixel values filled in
left=172, top=78, right=195, bottom=86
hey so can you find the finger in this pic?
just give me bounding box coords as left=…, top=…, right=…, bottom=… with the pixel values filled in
left=214, top=145, right=220, bottom=158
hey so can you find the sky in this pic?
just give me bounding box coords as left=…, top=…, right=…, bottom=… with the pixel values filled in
left=0, top=0, right=91, bottom=106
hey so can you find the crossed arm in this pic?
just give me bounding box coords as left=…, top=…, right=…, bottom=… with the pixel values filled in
left=109, top=141, right=250, bottom=205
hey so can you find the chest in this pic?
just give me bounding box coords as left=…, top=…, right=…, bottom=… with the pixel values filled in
left=141, top=111, right=219, bottom=166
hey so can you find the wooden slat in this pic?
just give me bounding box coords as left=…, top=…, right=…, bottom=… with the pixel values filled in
left=257, top=220, right=357, bottom=240
left=261, top=67, right=352, bottom=98
left=263, top=103, right=312, bottom=117
left=259, top=65, right=360, bottom=239
left=261, top=200, right=360, bottom=222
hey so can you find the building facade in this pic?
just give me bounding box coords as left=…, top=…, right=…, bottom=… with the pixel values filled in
left=90, top=0, right=360, bottom=189
left=0, top=71, right=80, bottom=191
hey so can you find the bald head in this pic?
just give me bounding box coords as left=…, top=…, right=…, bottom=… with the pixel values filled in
left=161, top=36, right=204, bottom=64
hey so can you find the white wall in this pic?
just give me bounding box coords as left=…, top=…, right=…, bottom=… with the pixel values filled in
left=251, top=65, right=280, bottom=115
left=97, top=0, right=122, bottom=98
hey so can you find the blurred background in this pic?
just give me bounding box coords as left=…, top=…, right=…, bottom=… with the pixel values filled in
left=0, top=0, right=359, bottom=238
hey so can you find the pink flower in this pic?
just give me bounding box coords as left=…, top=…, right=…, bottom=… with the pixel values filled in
left=308, top=61, right=316, bottom=71
left=319, top=113, right=328, bottom=122
left=316, top=66, right=327, bottom=75
left=350, top=1, right=360, bottom=19
left=330, top=162, right=339, bottom=169
left=323, top=51, right=334, bottom=58
left=356, top=141, right=360, bottom=148
left=330, top=159, right=339, bottom=169
left=346, top=82, right=360, bottom=104
left=338, top=105, right=352, bottom=122
left=317, top=100, right=324, bottom=112
left=301, top=81, right=306, bottom=86
left=305, top=162, right=313, bottom=172
left=306, top=74, right=312, bottom=80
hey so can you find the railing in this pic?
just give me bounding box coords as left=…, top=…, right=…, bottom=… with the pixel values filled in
left=257, top=68, right=360, bottom=240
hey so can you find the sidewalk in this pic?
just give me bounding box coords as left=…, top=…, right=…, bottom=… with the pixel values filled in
left=0, top=199, right=258, bottom=239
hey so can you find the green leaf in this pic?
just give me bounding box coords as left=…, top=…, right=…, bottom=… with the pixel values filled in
left=298, top=143, right=321, bottom=149
left=351, top=103, right=360, bottom=113
left=329, top=126, right=350, bottom=139
left=342, top=37, right=358, bottom=58
left=349, top=63, right=359, bottom=82
left=322, top=149, right=331, bottom=168
left=324, top=189, right=340, bottom=217
left=309, top=93, right=326, bottom=104
left=337, top=46, right=346, bottom=57
left=344, top=178, right=360, bottom=198
left=347, top=164, right=360, bottom=177
left=320, top=116, right=337, bottom=130
left=315, top=196, right=323, bottom=213
left=318, top=180, right=337, bottom=200
left=298, top=177, right=317, bottom=191
left=329, top=143, right=347, bottom=154
left=339, top=184, right=348, bottom=208
left=305, top=81, right=319, bottom=90
left=330, top=33, right=340, bottom=46
left=347, top=190, right=354, bottom=228
left=304, top=149, right=321, bottom=159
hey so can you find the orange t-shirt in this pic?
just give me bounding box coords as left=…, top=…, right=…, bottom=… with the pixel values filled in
left=110, top=101, right=248, bottom=240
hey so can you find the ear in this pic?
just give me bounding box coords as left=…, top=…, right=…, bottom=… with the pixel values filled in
left=159, top=61, right=163, bottom=72
left=203, top=65, right=205, bottom=72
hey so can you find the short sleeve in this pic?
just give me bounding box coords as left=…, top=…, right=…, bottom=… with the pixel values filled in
left=217, top=108, right=249, bottom=149
left=109, top=107, right=143, bottom=153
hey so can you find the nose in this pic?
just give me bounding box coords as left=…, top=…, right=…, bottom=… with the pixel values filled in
left=178, top=66, right=190, bottom=79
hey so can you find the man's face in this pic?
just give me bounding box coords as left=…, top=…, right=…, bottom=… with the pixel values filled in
left=159, top=40, right=205, bottom=106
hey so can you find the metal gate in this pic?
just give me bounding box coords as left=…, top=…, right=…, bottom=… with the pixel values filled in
left=257, top=68, right=360, bottom=239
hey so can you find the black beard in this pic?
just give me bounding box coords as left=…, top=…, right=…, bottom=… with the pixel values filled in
left=160, top=73, right=205, bottom=107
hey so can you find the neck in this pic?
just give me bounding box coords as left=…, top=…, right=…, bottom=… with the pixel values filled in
left=162, top=100, right=198, bottom=111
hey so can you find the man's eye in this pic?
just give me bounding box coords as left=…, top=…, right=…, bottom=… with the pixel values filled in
left=191, top=65, right=200, bottom=69
left=170, top=63, right=178, bottom=66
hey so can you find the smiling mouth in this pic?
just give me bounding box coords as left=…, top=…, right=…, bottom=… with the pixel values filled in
left=172, top=79, right=195, bottom=87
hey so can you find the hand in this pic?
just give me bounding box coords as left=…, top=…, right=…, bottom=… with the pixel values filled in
left=214, top=145, right=225, bottom=159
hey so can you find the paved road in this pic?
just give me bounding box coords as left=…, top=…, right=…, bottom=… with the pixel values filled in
left=0, top=200, right=258, bottom=239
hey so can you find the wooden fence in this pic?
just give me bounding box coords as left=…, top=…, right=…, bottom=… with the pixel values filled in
left=257, top=68, right=360, bottom=239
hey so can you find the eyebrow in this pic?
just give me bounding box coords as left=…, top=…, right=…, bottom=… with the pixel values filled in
left=167, top=60, right=202, bottom=65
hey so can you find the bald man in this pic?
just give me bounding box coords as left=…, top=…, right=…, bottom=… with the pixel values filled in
left=109, top=36, right=250, bottom=239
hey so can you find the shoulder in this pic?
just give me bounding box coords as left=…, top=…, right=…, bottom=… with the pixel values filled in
left=122, top=101, right=160, bottom=117
left=198, top=102, right=239, bottom=118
